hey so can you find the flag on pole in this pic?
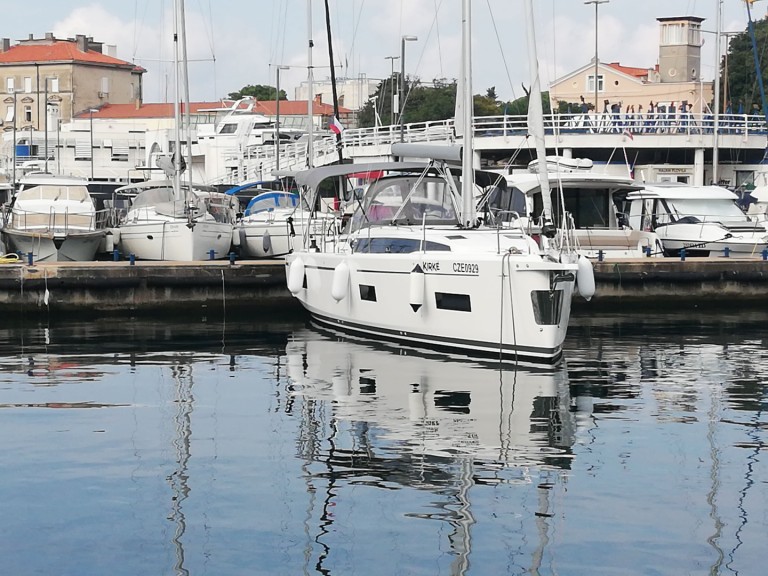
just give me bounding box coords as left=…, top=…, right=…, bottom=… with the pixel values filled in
left=622, top=128, right=634, bottom=140
left=330, top=115, right=344, bottom=135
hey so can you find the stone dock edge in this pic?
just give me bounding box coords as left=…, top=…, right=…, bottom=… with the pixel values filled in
left=0, top=257, right=765, bottom=317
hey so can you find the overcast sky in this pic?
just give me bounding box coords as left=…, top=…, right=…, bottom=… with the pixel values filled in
left=0, top=0, right=759, bottom=103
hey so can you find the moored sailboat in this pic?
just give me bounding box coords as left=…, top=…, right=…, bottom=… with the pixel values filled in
left=283, top=0, right=589, bottom=364
left=112, top=0, right=236, bottom=261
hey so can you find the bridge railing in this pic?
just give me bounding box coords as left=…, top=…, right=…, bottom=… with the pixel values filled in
left=210, top=112, right=768, bottom=185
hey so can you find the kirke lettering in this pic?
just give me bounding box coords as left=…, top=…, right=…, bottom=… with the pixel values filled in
left=422, top=262, right=440, bottom=272
left=453, top=262, right=479, bottom=274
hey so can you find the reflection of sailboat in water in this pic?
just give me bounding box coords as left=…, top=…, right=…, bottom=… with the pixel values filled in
left=287, top=328, right=574, bottom=465
left=285, top=326, right=575, bottom=573
left=166, top=362, right=194, bottom=576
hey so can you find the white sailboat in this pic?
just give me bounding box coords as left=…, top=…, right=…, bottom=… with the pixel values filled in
left=112, top=178, right=238, bottom=261
left=283, top=0, right=589, bottom=364
left=112, top=0, right=237, bottom=261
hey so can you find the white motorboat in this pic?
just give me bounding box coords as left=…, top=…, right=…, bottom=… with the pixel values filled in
left=625, top=183, right=768, bottom=257
left=1, top=174, right=106, bottom=262
left=286, top=327, right=574, bottom=464
left=284, top=0, right=587, bottom=365
left=496, top=156, right=664, bottom=258
left=112, top=179, right=237, bottom=261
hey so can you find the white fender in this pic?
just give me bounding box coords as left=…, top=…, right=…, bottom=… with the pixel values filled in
left=104, top=232, right=115, bottom=253
left=331, top=260, right=350, bottom=302
left=232, top=227, right=241, bottom=247
left=287, top=257, right=305, bottom=295
left=262, top=230, right=272, bottom=254
left=576, top=255, right=596, bottom=301
left=111, top=228, right=121, bottom=245
left=409, top=264, right=425, bottom=312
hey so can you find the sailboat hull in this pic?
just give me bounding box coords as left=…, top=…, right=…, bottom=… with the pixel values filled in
left=118, top=220, right=233, bottom=261
left=286, top=243, right=576, bottom=365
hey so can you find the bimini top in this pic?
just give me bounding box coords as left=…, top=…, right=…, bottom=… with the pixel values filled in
left=627, top=184, right=737, bottom=201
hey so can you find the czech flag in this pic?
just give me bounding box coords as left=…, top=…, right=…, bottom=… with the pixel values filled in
left=330, top=115, right=344, bottom=135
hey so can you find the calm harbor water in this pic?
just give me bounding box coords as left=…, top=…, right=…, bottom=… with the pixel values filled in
left=0, top=310, right=766, bottom=575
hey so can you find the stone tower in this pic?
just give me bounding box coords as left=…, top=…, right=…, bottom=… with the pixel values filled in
left=657, top=16, right=704, bottom=83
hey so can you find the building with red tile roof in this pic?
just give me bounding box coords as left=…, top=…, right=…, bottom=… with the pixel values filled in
left=549, top=16, right=713, bottom=114
left=0, top=33, right=144, bottom=131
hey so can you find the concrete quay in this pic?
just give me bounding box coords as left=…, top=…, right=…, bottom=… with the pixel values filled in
left=0, top=256, right=765, bottom=317
left=583, top=256, right=768, bottom=310
left=0, top=259, right=294, bottom=317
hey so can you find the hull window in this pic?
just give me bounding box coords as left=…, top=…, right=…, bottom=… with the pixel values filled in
left=353, top=237, right=451, bottom=254
left=531, top=290, right=564, bottom=325
left=435, top=292, right=472, bottom=312
left=359, top=284, right=377, bottom=302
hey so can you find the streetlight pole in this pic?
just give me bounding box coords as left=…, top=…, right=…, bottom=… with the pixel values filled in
left=384, top=55, right=399, bottom=125
left=275, top=65, right=289, bottom=171
left=584, top=0, right=609, bottom=114
left=399, top=35, right=418, bottom=142
left=43, top=77, right=49, bottom=173
left=12, top=91, right=17, bottom=186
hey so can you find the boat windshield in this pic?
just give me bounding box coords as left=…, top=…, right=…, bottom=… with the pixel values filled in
left=667, top=198, right=749, bottom=222
left=131, top=186, right=176, bottom=208
left=348, top=175, right=459, bottom=232
left=17, top=185, right=90, bottom=203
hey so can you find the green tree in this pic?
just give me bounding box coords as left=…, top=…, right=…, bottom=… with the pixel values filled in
left=721, top=18, right=768, bottom=114
left=227, top=84, right=287, bottom=101
left=358, top=76, right=516, bottom=127
left=498, top=91, right=553, bottom=116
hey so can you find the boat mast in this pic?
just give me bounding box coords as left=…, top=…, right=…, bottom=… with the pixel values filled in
left=713, top=0, right=722, bottom=185
left=306, top=0, right=315, bottom=169
left=323, top=0, right=344, bottom=165
left=172, top=0, right=182, bottom=202
left=460, top=0, right=475, bottom=228
left=524, top=0, right=555, bottom=231
left=179, top=0, right=194, bottom=214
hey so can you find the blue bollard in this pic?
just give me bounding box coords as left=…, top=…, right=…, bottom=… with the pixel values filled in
left=598, top=249, right=604, bottom=262
left=27, top=252, right=33, bottom=265
left=680, top=248, right=686, bottom=261
left=113, top=248, right=120, bottom=262
left=129, top=253, right=135, bottom=266
left=229, top=251, right=236, bottom=265
left=724, top=246, right=730, bottom=258
left=763, top=249, right=768, bottom=261
left=208, top=249, right=215, bottom=260
left=644, top=245, right=651, bottom=257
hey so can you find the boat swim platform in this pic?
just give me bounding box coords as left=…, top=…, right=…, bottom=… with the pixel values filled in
left=0, top=257, right=765, bottom=317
